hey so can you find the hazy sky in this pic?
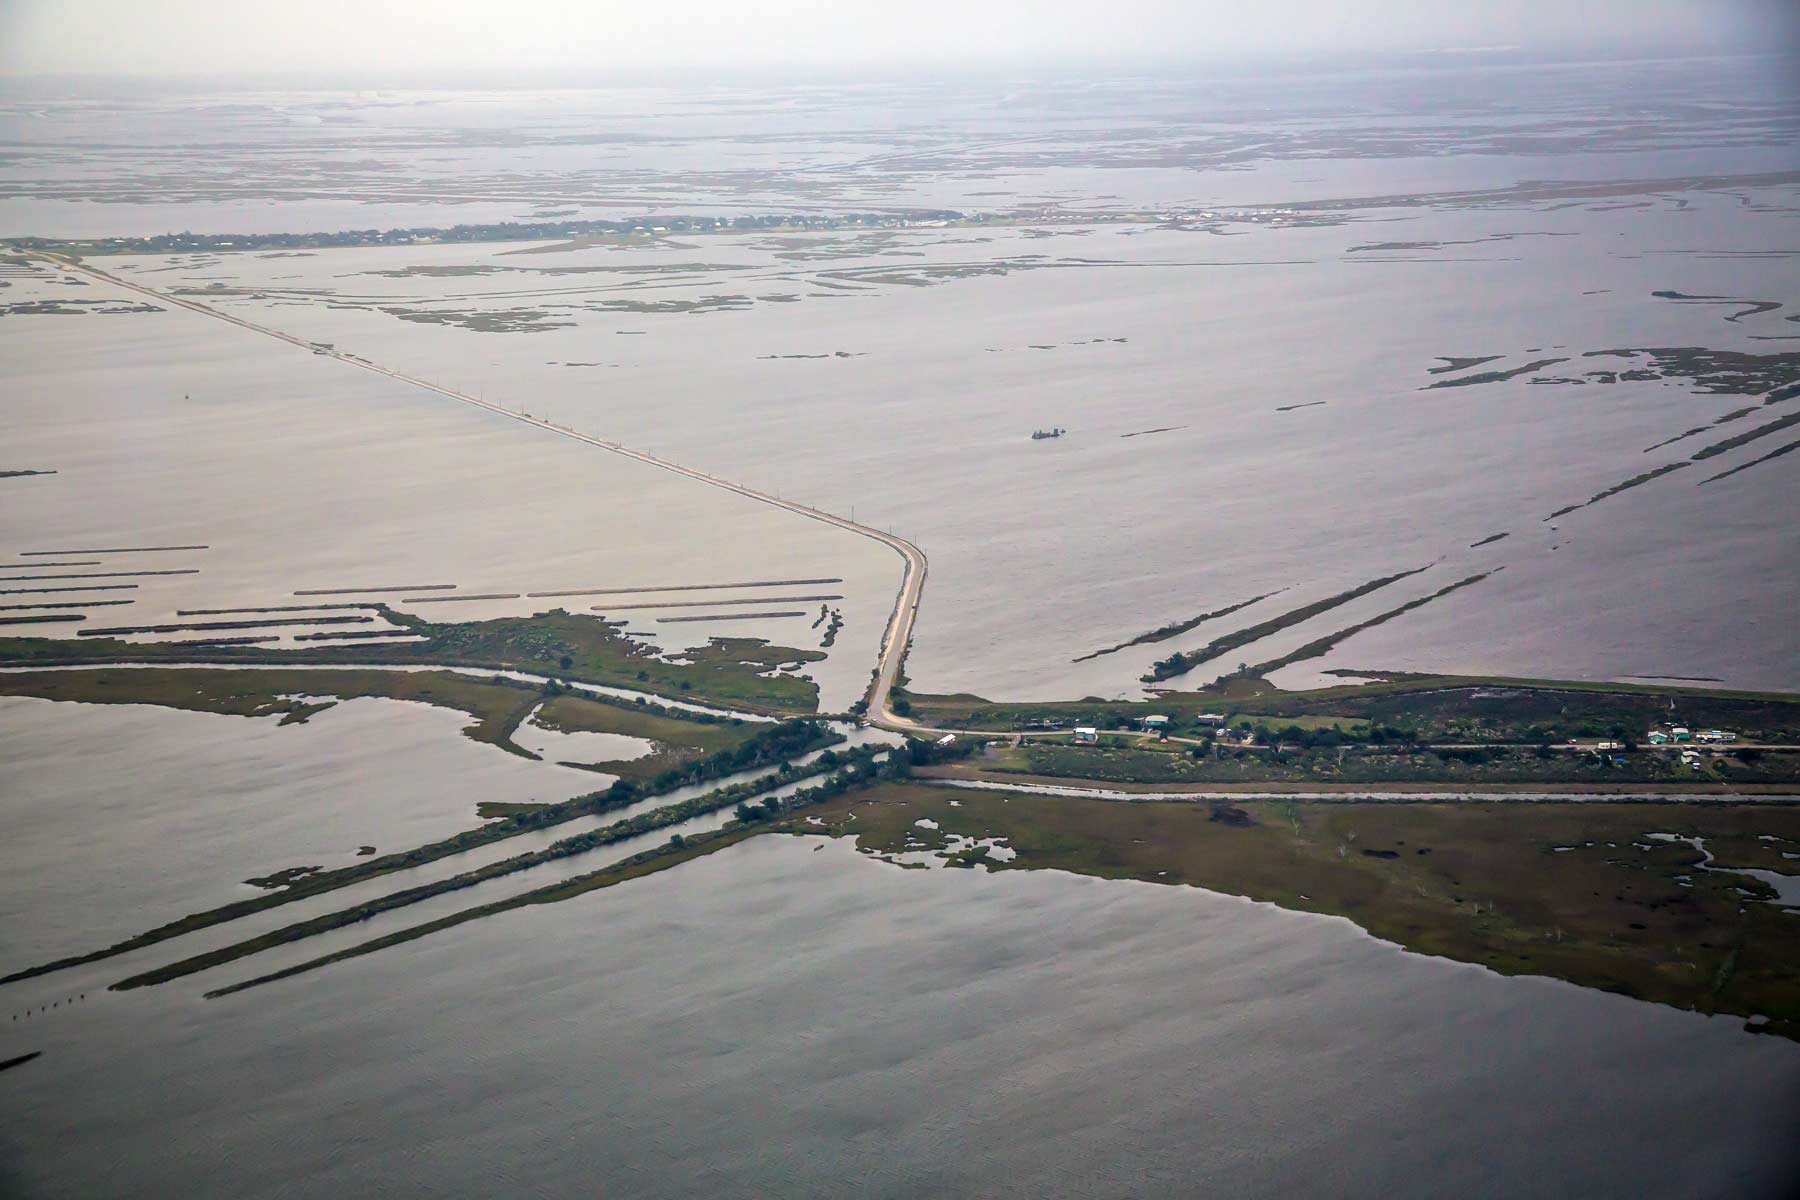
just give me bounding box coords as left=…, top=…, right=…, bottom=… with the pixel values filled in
left=1, top=0, right=1795, bottom=78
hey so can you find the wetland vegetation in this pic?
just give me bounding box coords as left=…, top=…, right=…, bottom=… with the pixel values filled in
left=1689, top=410, right=1800, bottom=460
left=6, top=211, right=970, bottom=258
left=0, top=608, right=828, bottom=713
left=1424, top=344, right=1800, bottom=397
left=1144, top=567, right=1430, bottom=683
left=530, top=692, right=758, bottom=780
left=801, top=783, right=1800, bottom=1040
left=0, top=665, right=765, bottom=765
left=1700, top=437, right=1800, bottom=485
left=1535, top=402, right=1799, bottom=518
left=901, top=672, right=1800, bottom=747
left=959, top=737, right=1798, bottom=788
left=0, top=298, right=161, bottom=316
left=1075, top=589, right=1283, bottom=663
left=1232, top=572, right=1495, bottom=680
left=1424, top=357, right=1567, bottom=387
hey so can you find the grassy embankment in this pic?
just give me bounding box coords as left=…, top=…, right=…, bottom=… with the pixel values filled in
left=0, top=608, right=825, bottom=714
left=530, top=692, right=755, bottom=778
left=0, top=666, right=762, bottom=771
left=0, top=718, right=839, bottom=987
left=0, top=667, right=538, bottom=754
left=804, top=782, right=1800, bottom=1039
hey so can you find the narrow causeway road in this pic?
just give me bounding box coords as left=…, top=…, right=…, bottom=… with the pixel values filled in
left=32, top=252, right=928, bottom=725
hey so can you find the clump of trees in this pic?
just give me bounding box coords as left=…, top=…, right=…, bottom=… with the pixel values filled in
left=642, top=718, right=832, bottom=793
left=1234, top=722, right=1417, bottom=749
left=900, top=736, right=981, bottom=767
left=732, top=745, right=889, bottom=822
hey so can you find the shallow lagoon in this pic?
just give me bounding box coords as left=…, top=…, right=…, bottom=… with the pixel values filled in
left=6, top=62, right=1797, bottom=702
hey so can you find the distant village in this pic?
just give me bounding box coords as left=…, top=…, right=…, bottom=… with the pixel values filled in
left=1039, top=714, right=1746, bottom=766
left=1644, top=723, right=1740, bottom=770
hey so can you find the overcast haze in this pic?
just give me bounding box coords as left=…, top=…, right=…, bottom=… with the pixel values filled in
left=2, top=0, right=1797, bottom=80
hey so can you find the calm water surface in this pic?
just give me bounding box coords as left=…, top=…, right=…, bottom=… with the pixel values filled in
left=1, top=836, right=1796, bottom=1198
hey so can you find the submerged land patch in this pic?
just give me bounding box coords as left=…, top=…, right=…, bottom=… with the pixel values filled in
left=1144, top=569, right=1429, bottom=684
left=1076, top=589, right=1285, bottom=663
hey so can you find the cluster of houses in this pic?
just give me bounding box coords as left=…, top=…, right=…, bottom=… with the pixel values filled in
left=1646, top=725, right=1736, bottom=745
left=1070, top=712, right=1229, bottom=745
left=1060, top=716, right=1747, bottom=768
left=1191, top=208, right=1302, bottom=223
left=1644, top=724, right=1740, bottom=770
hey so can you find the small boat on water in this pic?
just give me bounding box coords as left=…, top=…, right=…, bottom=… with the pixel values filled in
left=1031, top=427, right=1066, bottom=440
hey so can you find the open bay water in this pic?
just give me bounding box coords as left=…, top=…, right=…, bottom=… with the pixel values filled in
left=5, top=59, right=1798, bottom=700
left=3, top=58, right=1800, bottom=1195
left=1, top=835, right=1796, bottom=1198
left=127, top=183, right=1800, bottom=699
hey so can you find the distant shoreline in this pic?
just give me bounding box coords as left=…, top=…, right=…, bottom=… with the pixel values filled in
left=2, top=209, right=978, bottom=257
left=10, top=168, right=1798, bottom=256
